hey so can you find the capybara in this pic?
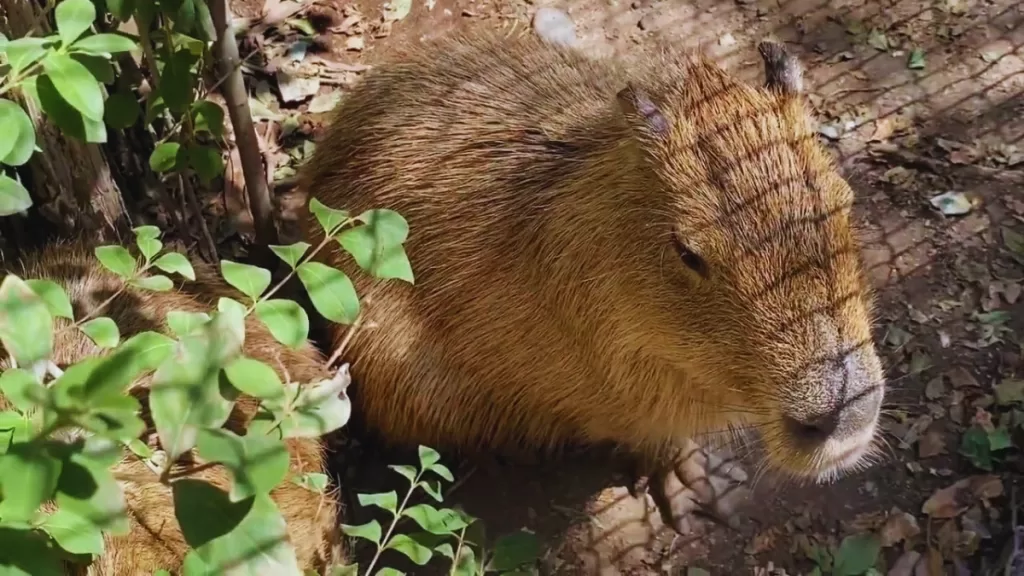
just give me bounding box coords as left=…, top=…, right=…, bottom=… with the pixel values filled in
left=0, top=240, right=341, bottom=575
left=298, top=32, right=884, bottom=530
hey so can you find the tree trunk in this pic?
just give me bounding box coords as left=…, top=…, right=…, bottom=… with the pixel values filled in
left=0, top=0, right=129, bottom=256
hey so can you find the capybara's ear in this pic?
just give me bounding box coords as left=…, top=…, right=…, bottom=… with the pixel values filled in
left=615, top=82, right=671, bottom=141
left=757, top=40, right=804, bottom=95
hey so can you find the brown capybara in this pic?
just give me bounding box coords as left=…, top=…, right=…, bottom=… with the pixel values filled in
left=0, top=240, right=341, bottom=575
left=298, top=32, right=885, bottom=531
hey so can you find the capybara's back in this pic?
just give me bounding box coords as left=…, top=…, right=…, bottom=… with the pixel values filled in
left=301, top=31, right=884, bottom=489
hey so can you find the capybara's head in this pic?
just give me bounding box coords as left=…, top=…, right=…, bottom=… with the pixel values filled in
left=617, top=42, right=883, bottom=481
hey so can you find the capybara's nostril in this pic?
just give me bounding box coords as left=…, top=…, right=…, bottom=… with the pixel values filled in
left=782, top=411, right=840, bottom=445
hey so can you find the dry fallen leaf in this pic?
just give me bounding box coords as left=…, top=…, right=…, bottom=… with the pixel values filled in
left=889, top=550, right=921, bottom=576
left=880, top=509, right=921, bottom=547
left=924, top=376, right=946, bottom=400
left=918, top=427, right=945, bottom=458
left=345, top=35, right=365, bottom=51
left=921, top=475, right=1003, bottom=518
left=869, top=117, right=895, bottom=142
left=946, top=366, right=980, bottom=388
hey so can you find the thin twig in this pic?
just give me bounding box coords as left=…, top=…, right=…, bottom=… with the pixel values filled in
left=868, top=145, right=1024, bottom=184
left=209, top=0, right=279, bottom=255
left=181, top=174, right=219, bottom=262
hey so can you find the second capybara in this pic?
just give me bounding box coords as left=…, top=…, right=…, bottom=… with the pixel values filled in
left=297, top=31, right=885, bottom=528
left=0, top=240, right=342, bottom=575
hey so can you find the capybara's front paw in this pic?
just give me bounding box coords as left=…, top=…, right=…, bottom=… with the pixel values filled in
left=641, top=438, right=750, bottom=534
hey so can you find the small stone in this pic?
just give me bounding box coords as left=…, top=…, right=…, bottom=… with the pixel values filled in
left=637, top=13, right=656, bottom=30
left=719, top=33, right=737, bottom=46
left=532, top=7, right=577, bottom=48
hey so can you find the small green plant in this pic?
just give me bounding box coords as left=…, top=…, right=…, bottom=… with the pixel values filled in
left=0, top=191, right=418, bottom=574
left=0, top=0, right=139, bottom=215
left=338, top=446, right=542, bottom=576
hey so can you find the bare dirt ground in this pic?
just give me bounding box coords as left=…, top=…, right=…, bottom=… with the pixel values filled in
left=227, top=0, right=1024, bottom=573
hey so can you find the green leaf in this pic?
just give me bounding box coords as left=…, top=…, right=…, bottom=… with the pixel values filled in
left=0, top=274, right=54, bottom=367
left=173, top=480, right=302, bottom=574
left=255, top=299, right=310, bottom=349
left=25, top=279, right=73, bottom=320
left=356, top=209, right=410, bottom=243
left=145, top=93, right=167, bottom=124
left=160, top=48, right=198, bottom=115
left=389, top=464, right=417, bottom=484
left=80, top=316, right=120, bottom=348
left=149, top=141, right=184, bottom=173
left=0, top=99, right=36, bottom=167
left=488, top=530, right=541, bottom=571
left=270, top=242, right=311, bottom=270
left=5, top=37, right=48, bottom=74
left=907, top=48, right=926, bottom=70
left=196, top=428, right=291, bottom=502
left=188, top=144, right=224, bottom=185
left=996, top=379, right=1024, bottom=405
left=831, top=533, right=881, bottom=576
left=419, top=479, right=444, bottom=503
left=135, top=232, right=162, bottom=262
left=41, top=52, right=104, bottom=121
left=166, top=310, right=211, bottom=337
left=418, top=445, right=441, bottom=470
left=451, top=545, right=477, bottom=576
left=103, top=91, right=140, bottom=129
left=133, top=274, right=174, bottom=292
left=106, top=0, right=136, bottom=21
left=293, top=472, right=329, bottom=493
left=257, top=372, right=351, bottom=439
left=150, top=323, right=241, bottom=460
left=989, top=426, right=1013, bottom=452
left=36, top=74, right=106, bottom=143
left=0, top=443, right=62, bottom=522
left=961, top=426, right=993, bottom=470
left=42, top=507, right=104, bottom=555
left=74, top=330, right=175, bottom=400
left=171, top=0, right=198, bottom=34
left=429, top=463, right=455, bottom=482
left=0, top=369, right=44, bottom=412
left=71, top=53, right=115, bottom=84
left=55, top=448, right=130, bottom=535
left=296, top=261, right=360, bottom=324
left=224, top=356, right=285, bottom=400
left=126, top=438, right=153, bottom=459
left=191, top=100, right=225, bottom=138
left=94, top=244, right=137, bottom=278
left=337, top=209, right=415, bottom=283
left=0, top=174, right=32, bottom=216
left=70, top=33, right=137, bottom=56
left=402, top=504, right=470, bottom=535
left=309, top=197, right=349, bottom=236
left=0, top=101, right=20, bottom=161
left=386, top=534, right=433, bottom=566
left=55, top=0, right=97, bottom=47
left=341, top=520, right=381, bottom=546
left=0, top=526, right=64, bottom=576
left=357, top=491, right=398, bottom=515
left=153, top=252, right=196, bottom=280
left=220, top=259, right=271, bottom=302
left=133, top=225, right=160, bottom=240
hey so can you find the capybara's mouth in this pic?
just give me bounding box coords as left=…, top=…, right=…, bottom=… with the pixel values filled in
left=763, top=416, right=880, bottom=484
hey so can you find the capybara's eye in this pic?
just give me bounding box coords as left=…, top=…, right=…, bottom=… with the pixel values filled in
left=671, top=233, right=707, bottom=277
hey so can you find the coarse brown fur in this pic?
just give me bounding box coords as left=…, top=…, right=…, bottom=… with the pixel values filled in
left=298, top=31, right=885, bottom=485
left=0, top=240, right=342, bottom=575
